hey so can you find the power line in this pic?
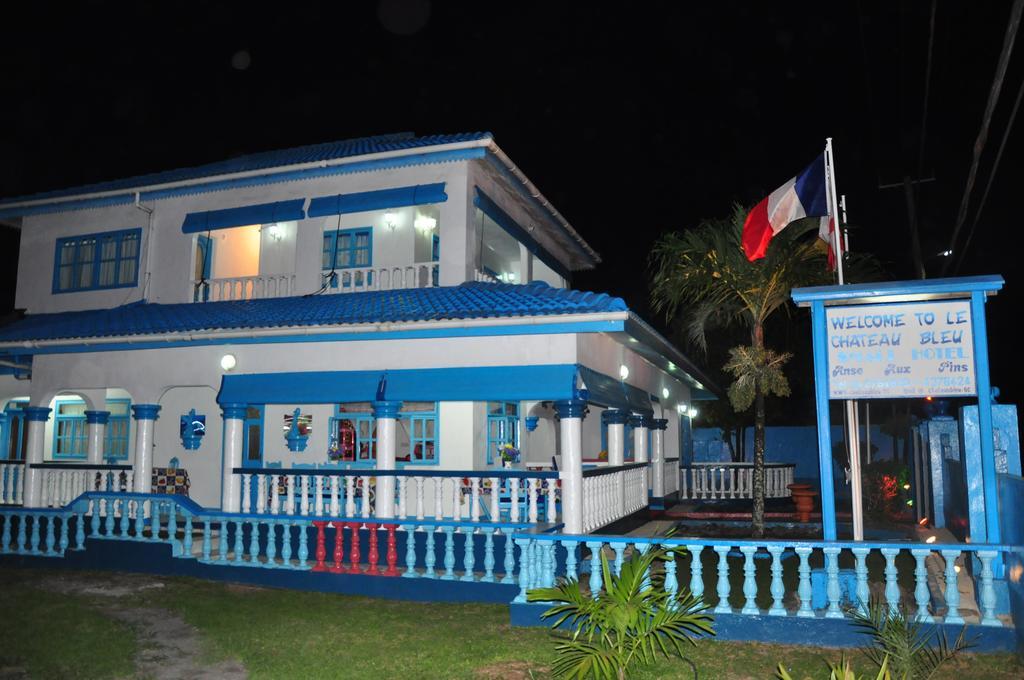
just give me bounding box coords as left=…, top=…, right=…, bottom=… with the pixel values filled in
left=953, top=70, right=1024, bottom=274
left=942, top=0, right=1024, bottom=275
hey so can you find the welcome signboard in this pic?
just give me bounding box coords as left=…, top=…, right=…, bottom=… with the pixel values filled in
left=825, top=299, right=976, bottom=399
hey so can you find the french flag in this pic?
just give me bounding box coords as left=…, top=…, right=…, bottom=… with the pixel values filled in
left=742, top=153, right=830, bottom=261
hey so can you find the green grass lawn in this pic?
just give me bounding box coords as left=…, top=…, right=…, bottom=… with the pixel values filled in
left=1, top=567, right=1021, bottom=679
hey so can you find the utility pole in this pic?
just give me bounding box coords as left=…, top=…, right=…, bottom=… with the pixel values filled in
left=879, top=176, right=935, bottom=279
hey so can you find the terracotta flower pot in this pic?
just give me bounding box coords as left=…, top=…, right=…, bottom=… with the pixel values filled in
left=787, top=483, right=818, bottom=523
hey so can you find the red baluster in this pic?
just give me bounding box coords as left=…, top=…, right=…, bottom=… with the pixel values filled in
left=329, top=521, right=345, bottom=573
left=312, top=521, right=328, bottom=572
left=367, top=524, right=380, bottom=575
left=383, top=524, right=399, bottom=577
left=347, top=522, right=362, bottom=574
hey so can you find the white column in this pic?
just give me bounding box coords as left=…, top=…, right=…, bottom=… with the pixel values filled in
left=21, top=406, right=51, bottom=508
left=651, top=418, right=667, bottom=499
left=555, top=398, right=585, bottom=534
left=605, top=409, right=627, bottom=518
left=373, top=400, right=402, bottom=519
left=131, top=405, right=160, bottom=493
left=85, top=410, right=110, bottom=466
left=220, top=404, right=246, bottom=512
left=630, top=414, right=649, bottom=497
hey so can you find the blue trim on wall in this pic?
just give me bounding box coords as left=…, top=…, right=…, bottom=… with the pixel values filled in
left=6, top=320, right=625, bottom=357
left=218, top=364, right=579, bottom=406
left=308, top=183, right=447, bottom=218
left=508, top=603, right=1017, bottom=653
left=473, top=188, right=570, bottom=280
left=181, top=199, right=306, bottom=234
left=0, top=149, right=485, bottom=220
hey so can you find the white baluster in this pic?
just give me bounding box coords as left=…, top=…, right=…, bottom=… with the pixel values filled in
left=345, top=476, right=356, bottom=517
left=398, top=477, right=409, bottom=519
left=300, top=476, right=310, bottom=515
left=428, top=478, right=439, bottom=520
left=286, top=475, right=295, bottom=515
left=331, top=476, right=341, bottom=516
left=527, top=478, right=539, bottom=523
left=314, top=476, right=324, bottom=515
left=546, top=479, right=557, bottom=523
left=270, top=475, right=280, bottom=515
left=415, top=477, right=425, bottom=520
left=729, top=468, right=736, bottom=499
left=361, top=476, right=371, bottom=519
left=256, top=474, right=267, bottom=513
left=508, top=478, right=520, bottom=522
left=242, top=474, right=253, bottom=513
left=488, top=477, right=499, bottom=522
left=470, top=478, right=481, bottom=522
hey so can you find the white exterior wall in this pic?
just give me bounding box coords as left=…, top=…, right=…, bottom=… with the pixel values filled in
left=466, top=160, right=571, bottom=287
left=15, top=162, right=469, bottom=314
left=577, top=333, right=692, bottom=413
left=153, top=386, right=222, bottom=507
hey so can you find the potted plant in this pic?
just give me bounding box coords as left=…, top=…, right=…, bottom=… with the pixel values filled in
left=499, top=442, right=521, bottom=468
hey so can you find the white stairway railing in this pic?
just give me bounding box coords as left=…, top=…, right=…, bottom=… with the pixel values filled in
left=580, top=463, right=649, bottom=533
left=663, top=457, right=680, bottom=496
left=33, top=464, right=134, bottom=508
left=235, top=468, right=559, bottom=524
left=680, top=462, right=795, bottom=500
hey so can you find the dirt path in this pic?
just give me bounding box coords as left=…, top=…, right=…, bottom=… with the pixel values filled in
left=37, top=574, right=248, bottom=680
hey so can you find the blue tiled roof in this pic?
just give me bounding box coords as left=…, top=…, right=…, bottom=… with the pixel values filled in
left=0, top=282, right=628, bottom=343
left=0, top=132, right=491, bottom=205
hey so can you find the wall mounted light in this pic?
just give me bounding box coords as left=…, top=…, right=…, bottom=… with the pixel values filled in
left=689, top=407, right=699, bottom=419
left=662, top=387, right=670, bottom=400
left=619, top=365, right=629, bottom=381
left=383, top=212, right=398, bottom=230
left=414, top=214, right=437, bottom=232
left=676, top=403, right=688, bottom=416
left=266, top=223, right=283, bottom=241
left=220, top=354, right=237, bottom=371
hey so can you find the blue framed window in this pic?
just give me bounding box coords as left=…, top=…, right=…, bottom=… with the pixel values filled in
left=330, top=402, right=438, bottom=467
left=53, top=229, right=141, bottom=293
left=105, top=400, right=131, bottom=460
left=486, top=402, right=519, bottom=465
left=3, top=400, right=29, bottom=461
left=242, top=406, right=265, bottom=468
left=322, top=228, right=372, bottom=270
left=52, top=398, right=131, bottom=460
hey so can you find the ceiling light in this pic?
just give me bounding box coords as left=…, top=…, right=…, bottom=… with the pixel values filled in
left=220, top=354, right=237, bottom=371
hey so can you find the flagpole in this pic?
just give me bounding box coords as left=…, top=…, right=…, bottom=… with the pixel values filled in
left=825, top=137, right=865, bottom=541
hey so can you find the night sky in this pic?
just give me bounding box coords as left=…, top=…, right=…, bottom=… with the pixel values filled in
left=1, top=1, right=1021, bottom=407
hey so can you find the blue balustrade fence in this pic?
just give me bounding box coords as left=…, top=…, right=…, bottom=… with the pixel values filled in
left=512, top=533, right=1021, bottom=628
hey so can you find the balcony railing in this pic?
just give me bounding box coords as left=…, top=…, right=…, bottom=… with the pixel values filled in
left=323, top=264, right=439, bottom=294
left=1, top=461, right=25, bottom=505
left=680, top=462, right=795, bottom=500
left=234, top=467, right=560, bottom=524
left=32, top=463, right=134, bottom=508
left=193, top=274, right=296, bottom=302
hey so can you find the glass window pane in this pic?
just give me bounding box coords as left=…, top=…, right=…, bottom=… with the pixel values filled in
left=118, top=259, right=137, bottom=285
left=99, top=261, right=116, bottom=286
left=60, top=241, right=77, bottom=265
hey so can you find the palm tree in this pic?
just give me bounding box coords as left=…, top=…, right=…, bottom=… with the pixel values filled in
left=649, top=204, right=832, bottom=537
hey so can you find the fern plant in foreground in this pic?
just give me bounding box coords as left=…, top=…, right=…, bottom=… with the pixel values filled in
left=527, top=545, right=714, bottom=680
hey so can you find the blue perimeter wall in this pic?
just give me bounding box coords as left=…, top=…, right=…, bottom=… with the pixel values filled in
left=998, top=473, right=1024, bottom=655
